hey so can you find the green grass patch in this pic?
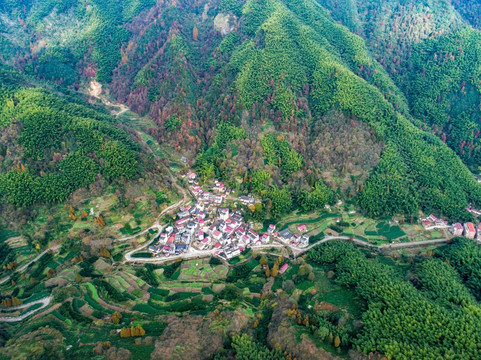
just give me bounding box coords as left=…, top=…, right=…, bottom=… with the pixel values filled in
left=297, top=280, right=315, bottom=291
left=132, top=303, right=160, bottom=314
left=83, top=292, right=105, bottom=313
left=148, top=287, right=169, bottom=296
left=131, top=252, right=153, bottom=258
left=21, top=290, right=50, bottom=303
left=20, top=302, right=43, bottom=315
left=0, top=230, right=20, bottom=242
left=83, top=283, right=100, bottom=301
left=277, top=213, right=340, bottom=230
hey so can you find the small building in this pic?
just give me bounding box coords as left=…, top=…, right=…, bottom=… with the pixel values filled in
left=267, top=224, right=276, bottom=235
left=239, top=234, right=249, bottom=246
left=218, top=207, right=229, bottom=221
left=464, top=222, right=476, bottom=239
left=224, top=225, right=234, bottom=236
left=235, top=227, right=245, bottom=239
left=248, top=229, right=259, bottom=242
left=278, top=229, right=293, bottom=243
left=176, top=217, right=189, bottom=227
left=188, top=172, right=197, bottom=183
left=297, top=224, right=307, bottom=233
left=300, top=235, right=309, bottom=246
left=451, top=223, right=464, bottom=236
left=175, top=244, right=188, bottom=254
left=162, top=245, right=171, bottom=254
left=213, top=230, right=223, bottom=241
left=291, top=233, right=301, bottom=245
left=422, top=221, right=432, bottom=230
left=149, top=245, right=161, bottom=254
left=261, top=233, right=270, bottom=244
left=159, top=233, right=168, bottom=242
left=239, top=194, right=255, bottom=206
left=279, top=263, right=289, bottom=274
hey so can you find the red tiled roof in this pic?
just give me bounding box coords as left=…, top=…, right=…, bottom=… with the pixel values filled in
left=467, top=222, right=475, bottom=232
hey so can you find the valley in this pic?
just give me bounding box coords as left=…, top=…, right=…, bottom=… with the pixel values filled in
left=2, top=0, right=481, bottom=359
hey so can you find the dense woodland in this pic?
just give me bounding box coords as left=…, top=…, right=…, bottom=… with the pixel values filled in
left=1, top=0, right=481, bottom=221
left=308, top=239, right=481, bottom=359
left=3, top=1, right=481, bottom=357
left=0, top=68, right=140, bottom=206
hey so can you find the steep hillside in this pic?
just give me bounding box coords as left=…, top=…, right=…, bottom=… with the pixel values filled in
left=110, top=0, right=481, bottom=220
left=451, top=0, right=481, bottom=30
left=1, top=0, right=481, bottom=222
left=0, top=68, right=139, bottom=206
left=319, top=0, right=481, bottom=170
left=0, top=66, right=178, bottom=245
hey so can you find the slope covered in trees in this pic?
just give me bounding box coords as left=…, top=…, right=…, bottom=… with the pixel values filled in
left=319, top=0, right=481, bottom=172
left=1, top=0, right=481, bottom=221
left=0, top=67, right=140, bottom=206
left=308, top=241, right=481, bottom=359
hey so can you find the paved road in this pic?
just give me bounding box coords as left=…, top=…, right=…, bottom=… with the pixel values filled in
left=123, top=225, right=164, bottom=262
left=0, top=296, right=52, bottom=323
left=0, top=245, right=61, bottom=285
left=291, top=236, right=448, bottom=254
left=123, top=235, right=451, bottom=265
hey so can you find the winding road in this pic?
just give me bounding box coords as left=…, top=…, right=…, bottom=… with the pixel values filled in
left=0, top=245, right=61, bottom=285
left=124, top=234, right=451, bottom=265
left=0, top=296, right=53, bottom=323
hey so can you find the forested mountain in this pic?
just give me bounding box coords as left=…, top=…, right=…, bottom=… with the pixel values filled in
left=4, top=2, right=481, bottom=360
left=1, top=0, right=481, bottom=221
left=0, top=67, right=140, bottom=206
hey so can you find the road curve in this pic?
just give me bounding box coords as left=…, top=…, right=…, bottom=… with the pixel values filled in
left=0, top=296, right=52, bottom=323
left=123, top=225, right=164, bottom=262
left=0, top=246, right=61, bottom=286
left=114, top=196, right=187, bottom=245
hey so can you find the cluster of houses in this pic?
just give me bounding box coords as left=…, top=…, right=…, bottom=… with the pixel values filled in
left=450, top=221, right=481, bottom=240
left=148, top=172, right=310, bottom=260
left=421, top=214, right=449, bottom=230
left=277, top=226, right=310, bottom=247
left=421, top=213, right=481, bottom=240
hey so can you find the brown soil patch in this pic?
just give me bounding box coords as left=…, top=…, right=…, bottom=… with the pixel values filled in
left=97, top=298, right=133, bottom=314
left=203, top=295, right=214, bottom=302
left=31, top=303, right=61, bottom=321
left=45, top=277, right=68, bottom=288
left=94, top=258, right=112, bottom=272
left=316, top=301, right=339, bottom=313
left=80, top=304, right=94, bottom=317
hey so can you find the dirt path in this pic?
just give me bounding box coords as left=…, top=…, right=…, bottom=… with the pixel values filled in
left=88, top=80, right=130, bottom=117
left=97, top=298, right=134, bottom=314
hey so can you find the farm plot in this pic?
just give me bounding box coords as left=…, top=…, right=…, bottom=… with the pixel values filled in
left=178, top=259, right=228, bottom=281
left=362, top=221, right=406, bottom=241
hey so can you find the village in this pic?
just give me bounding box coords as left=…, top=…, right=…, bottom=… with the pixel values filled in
left=147, top=172, right=310, bottom=260
left=421, top=209, right=481, bottom=240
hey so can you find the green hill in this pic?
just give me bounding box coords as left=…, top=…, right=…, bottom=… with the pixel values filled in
left=0, top=68, right=139, bottom=206
left=1, top=0, right=481, bottom=222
